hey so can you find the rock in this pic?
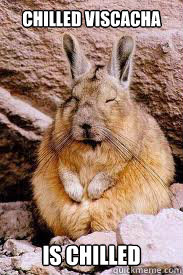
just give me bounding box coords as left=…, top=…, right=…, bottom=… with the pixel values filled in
left=8, top=272, right=19, bottom=275
left=63, top=231, right=116, bottom=273
left=132, top=32, right=183, bottom=181
left=50, top=236, right=74, bottom=246
left=61, top=269, right=81, bottom=275
left=31, top=265, right=61, bottom=275
left=49, top=236, right=74, bottom=264
left=170, top=183, right=183, bottom=209
left=3, top=239, right=38, bottom=256
left=0, top=201, right=35, bottom=240
left=63, top=264, right=95, bottom=274
left=0, top=1, right=182, bottom=195
left=117, top=208, right=183, bottom=268
left=0, top=88, right=51, bottom=135
left=0, top=237, right=61, bottom=275
left=75, top=231, right=117, bottom=246
left=12, top=251, right=60, bottom=275
left=75, top=231, right=116, bottom=273
left=0, top=87, right=52, bottom=202
left=95, top=266, right=129, bottom=275
left=0, top=256, right=12, bottom=274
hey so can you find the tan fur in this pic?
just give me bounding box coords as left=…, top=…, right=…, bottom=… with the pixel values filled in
left=32, top=34, right=174, bottom=240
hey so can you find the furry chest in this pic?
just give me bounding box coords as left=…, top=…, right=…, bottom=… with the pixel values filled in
left=78, top=149, right=106, bottom=186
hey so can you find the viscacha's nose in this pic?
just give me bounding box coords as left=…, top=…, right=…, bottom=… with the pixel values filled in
left=80, top=123, right=92, bottom=138
left=81, top=123, right=91, bottom=130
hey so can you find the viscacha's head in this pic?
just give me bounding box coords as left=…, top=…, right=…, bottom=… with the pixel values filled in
left=58, top=33, right=135, bottom=147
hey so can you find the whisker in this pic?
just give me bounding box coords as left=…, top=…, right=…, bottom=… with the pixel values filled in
left=35, top=131, right=73, bottom=176
left=95, top=126, right=173, bottom=209
left=105, top=128, right=167, bottom=187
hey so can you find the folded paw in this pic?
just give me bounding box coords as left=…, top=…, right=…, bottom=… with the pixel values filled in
left=88, top=182, right=104, bottom=200
left=65, top=183, right=84, bottom=202
left=88, top=172, right=114, bottom=200
left=59, top=169, right=83, bottom=202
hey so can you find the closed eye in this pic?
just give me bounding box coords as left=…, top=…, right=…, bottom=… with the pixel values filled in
left=72, top=96, right=80, bottom=102
left=64, top=96, right=79, bottom=105
left=105, top=98, right=116, bottom=103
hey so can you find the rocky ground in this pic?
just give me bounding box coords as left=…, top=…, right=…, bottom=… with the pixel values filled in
left=0, top=184, right=182, bottom=275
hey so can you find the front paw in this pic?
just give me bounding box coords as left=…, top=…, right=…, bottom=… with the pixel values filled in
left=88, top=182, right=104, bottom=200
left=65, top=183, right=83, bottom=202
left=88, top=172, right=114, bottom=200
left=59, top=169, right=83, bottom=202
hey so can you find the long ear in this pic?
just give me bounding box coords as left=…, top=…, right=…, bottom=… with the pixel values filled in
left=63, top=33, right=91, bottom=80
left=107, top=35, right=135, bottom=89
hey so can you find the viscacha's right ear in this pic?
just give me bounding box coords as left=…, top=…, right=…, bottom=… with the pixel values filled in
left=63, top=33, right=91, bottom=80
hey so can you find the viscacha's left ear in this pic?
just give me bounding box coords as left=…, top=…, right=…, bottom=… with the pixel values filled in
left=107, top=35, right=135, bottom=89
